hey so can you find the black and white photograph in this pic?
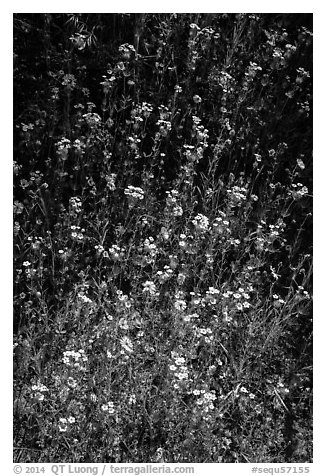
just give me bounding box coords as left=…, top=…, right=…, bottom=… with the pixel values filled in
left=12, top=10, right=313, bottom=466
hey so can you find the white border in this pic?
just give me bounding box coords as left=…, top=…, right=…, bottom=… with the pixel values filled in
left=2, top=4, right=324, bottom=474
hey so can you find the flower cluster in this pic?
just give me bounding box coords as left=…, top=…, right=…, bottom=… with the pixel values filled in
left=255, top=219, right=286, bottom=251
left=212, top=213, right=232, bottom=237
left=69, top=196, right=82, bottom=214
left=100, top=70, right=116, bottom=93
left=31, top=382, right=49, bottom=402
left=243, top=61, right=262, bottom=90
left=156, top=119, right=172, bottom=137
left=193, top=326, right=214, bottom=343
left=116, top=290, right=133, bottom=309
left=204, top=287, right=220, bottom=305
left=62, top=349, right=88, bottom=371
left=62, top=74, right=76, bottom=89
left=142, top=280, right=157, bottom=296
left=174, top=290, right=187, bottom=312
left=124, top=185, right=144, bottom=201
left=193, top=389, right=217, bottom=414
left=169, top=354, right=190, bottom=389
left=105, top=173, right=117, bottom=191
left=165, top=190, right=183, bottom=217
left=157, top=265, right=173, bottom=283
left=82, top=112, right=101, bottom=127
left=109, top=244, right=125, bottom=260
left=192, top=213, right=210, bottom=232
left=221, top=286, right=252, bottom=314
left=58, top=416, right=76, bottom=432
left=72, top=138, right=86, bottom=155
left=120, top=336, right=134, bottom=354
left=226, top=185, right=249, bottom=207
left=70, top=225, right=85, bottom=241
left=131, top=102, right=153, bottom=121
left=56, top=137, right=71, bottom=160
left=289, top=183, right=309, bottom=200
left=101, top=401, right=116, bottom=413
left=119, top=43, right=136, bottom=60
left=192, top=115, right=209, bottom=154
left=142, top=237, right=158, bottom=263
left=77, top=291, right=93, bottom=304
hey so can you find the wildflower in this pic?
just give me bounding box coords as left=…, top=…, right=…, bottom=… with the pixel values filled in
left=297, top=157, right=305, bottom=170
left=193, top=94, right=202, bottom=103
left=192, top=213, right=209, bottom=232
left=124, top=185, right=144, bottom=200
left=175, top=357, right=186, bottom=365
left=177, top=272, right=186, bottom=285
left=175, top=370, right=188, bottom=380
left=62, top=74, right=76, bottom=88
left=109, top=244, right=125, bottom=260
left=156, top=119, right=172, bottom=136
left=105, top=173, right=117, bottom=191
left=120, top=336, right=133, bottom=353
left=172, top=205, right=183, bottom=217
left=68, top=416, right=76, bottom=424
left=32, top=392, right=45, bottom=402
left=58, top=418, right=68, bottom=432
left=157, top=265, right=173, bottom=283
left=240, top=387, right=249, bottom=394
left=77, top=292, right=92, bottom=304
left=161, top=227, right=170, bottom=240
left=62, top=349, right=88, bottom=370
left=82, top=112, right=101, bottom=127
left=129, top=394, right=136, bottom=405
left=174, top=299, right=187, bottom=312
left=290, top=184, right=309, bottom=200
left=119, top=43, right=136, bottom=60
left=67, top=377, right=77, bottom=389
left=69, top=196, right=82, bottom=213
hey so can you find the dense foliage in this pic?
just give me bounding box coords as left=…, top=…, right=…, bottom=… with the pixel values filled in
left=13, top=13, right=312, bottom=463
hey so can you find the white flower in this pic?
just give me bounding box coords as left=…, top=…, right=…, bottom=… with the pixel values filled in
left=120, top=336, right=133, bottom=353
left=192, top=213, right=209, bottom=231
left=124, top=185, right=144, bottom=200
left=58, top=418, right=68, bottom=432
left=297, top=158, right=305, bottom=170
left=240, top=386, right=248, bottom=394
left=175, top=357, right=186, bottom=366
left=174, top=299, right=187, bottom=311
left=142, top=280, right=157, bottom=296
left=172, top=205, right=183, bottom=217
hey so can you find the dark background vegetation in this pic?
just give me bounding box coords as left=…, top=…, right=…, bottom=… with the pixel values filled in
left=14, top=13, right=312, bottom=463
